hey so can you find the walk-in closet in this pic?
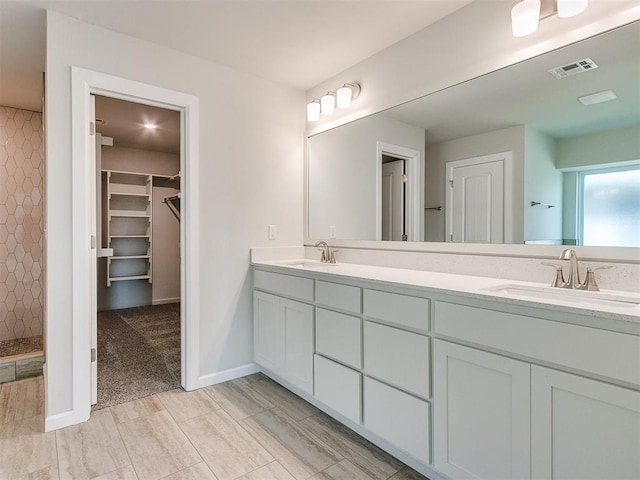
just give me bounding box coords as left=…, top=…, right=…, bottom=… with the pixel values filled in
left=94, top=95, right=182, bottom=408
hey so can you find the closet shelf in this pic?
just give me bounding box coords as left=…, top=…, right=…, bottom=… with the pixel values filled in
left=110, top=255, right=151, bottom=260
left=109, top=192, right=150, bottom=198
left=110, top=235, right=150, bottom=239
left=109, top=213, right=151, bottom=218
left=109, top=275, right=151, bottom=282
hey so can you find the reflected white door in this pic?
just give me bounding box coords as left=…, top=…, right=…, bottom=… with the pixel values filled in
left=448, top=156, right=505, bottom=243
left=382, top=160, right=405, bottom=241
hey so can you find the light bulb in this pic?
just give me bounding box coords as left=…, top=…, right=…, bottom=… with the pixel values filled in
left=306, top=100, right=320, bottom=122
left=321, top=93, right=336, bottom=116
left=557, top=0, right=588, bottom=18
left=511, top=0, right=540, bottom=37
left=336, top=85, right=353, bottom=109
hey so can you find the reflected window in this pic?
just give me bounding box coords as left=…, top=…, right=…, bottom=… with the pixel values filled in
left=580, top=165, right=640, bottom=247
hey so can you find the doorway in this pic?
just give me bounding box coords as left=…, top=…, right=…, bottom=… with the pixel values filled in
left=92, top=95, right=182, bottom=408
left=65, top=67, right=200, bottom=427
left=376, top=142, right=422, bottom=241
left=446, top=151, right=513, bottom=243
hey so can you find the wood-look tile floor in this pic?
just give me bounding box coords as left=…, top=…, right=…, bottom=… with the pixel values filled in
left=0, top=375, right=429, bottom=480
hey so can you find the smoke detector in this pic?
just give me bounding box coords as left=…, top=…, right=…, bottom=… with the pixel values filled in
left=548, top=57, right=598, bottom=79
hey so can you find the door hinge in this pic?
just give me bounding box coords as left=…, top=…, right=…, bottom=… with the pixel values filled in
left=90, top=121, right=95, bottom=136
left=91, top=348, right=96, bottom=362
left=401, top=174, right=409, bottom=183
left=90, top=235, right=96, bottom=250
left=449, top=179, right=454, bottom=187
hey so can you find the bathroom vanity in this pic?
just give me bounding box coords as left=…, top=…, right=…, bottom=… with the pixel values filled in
left=252, top=258, right=640, bottom=480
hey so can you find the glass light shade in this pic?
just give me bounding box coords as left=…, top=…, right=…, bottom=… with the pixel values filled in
left=321, top=93, right=336, bottom=116
left=306, top=101, right=320, bottom=122
left=557, top=0, right=588, bottom=18
left=336, top=85, right=353, bottom=109
left=511, top=0, right=540, bottom=37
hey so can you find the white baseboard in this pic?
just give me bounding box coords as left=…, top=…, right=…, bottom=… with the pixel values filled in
left=192, top=363, right=260, bottom=390
left=152, top=297, right=181, bottom=305
left=45, top=408, right=89, bottom=432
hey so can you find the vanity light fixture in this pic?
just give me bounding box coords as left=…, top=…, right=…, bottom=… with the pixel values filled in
left=511, top=0, right=541, bottom=37
left=511, top=0, right=589, bottom=37
left=306, top=99, right=321, bottom=122
left=336, top=83, right=361, bottom=109
left=320, top=92, right=336, bottom=116
left=307, top=82, right=361, bottom=121
left=557, top=0, right=589, bottom=18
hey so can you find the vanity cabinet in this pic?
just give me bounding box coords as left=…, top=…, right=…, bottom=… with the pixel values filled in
left=531, top=366, right=640, bottom=480
left=433, top=340, right=531, bottom=480
left=253, top=264, right=640, bottom=480
left=253, top=290, right=314, bottom=394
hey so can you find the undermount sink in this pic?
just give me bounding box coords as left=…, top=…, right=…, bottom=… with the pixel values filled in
left=484, top=284, right=640, bottom=309
left=276, top=260, right=339, bottom=269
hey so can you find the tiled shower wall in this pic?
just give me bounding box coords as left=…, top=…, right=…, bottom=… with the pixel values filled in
left=0, top=106, right=44, bottom=342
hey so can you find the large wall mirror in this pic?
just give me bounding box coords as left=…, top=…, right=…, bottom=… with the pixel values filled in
left=307, top=22, right=639, bottom=249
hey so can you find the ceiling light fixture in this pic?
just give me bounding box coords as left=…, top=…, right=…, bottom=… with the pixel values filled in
left=143, top=123, right=158, bottom=129
left=578, top=90, right=617, bottom=106
left=511, top=0, right=589, bottom=37
left=307, top=82, right=361, bottom=122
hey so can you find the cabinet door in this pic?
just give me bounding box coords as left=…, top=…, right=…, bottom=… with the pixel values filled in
left=282, top=298, right=314, bottom=394
left=531, top=366, right=640, bottom=480
left=253, top=291, right=284, bottom=375
left=434, top=340, right=530, bottom=480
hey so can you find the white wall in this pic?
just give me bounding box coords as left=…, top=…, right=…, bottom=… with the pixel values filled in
left=152, top=185, right=180, bottom=305
left=524, top=127, right=563, bottom=243
left=45, top=10, right=304, bottom=419
left=308, top=114, right=424, bottom=240
left=425, top=126, right=525, bottom=243
left=556, top=125, right=640, bottom=170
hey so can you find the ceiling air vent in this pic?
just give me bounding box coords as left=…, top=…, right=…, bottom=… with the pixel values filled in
left=548, top=57, right=598, bottom=79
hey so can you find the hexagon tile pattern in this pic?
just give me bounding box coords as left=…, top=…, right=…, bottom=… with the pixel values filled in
left=0, top=106, right=44, bottom=342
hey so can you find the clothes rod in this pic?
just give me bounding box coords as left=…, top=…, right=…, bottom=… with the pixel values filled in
left=425, top=206, right=443, bottom=211
left=530, top=201, right=555, bottom=208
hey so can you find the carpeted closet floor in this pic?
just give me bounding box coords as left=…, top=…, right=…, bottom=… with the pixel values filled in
left=96, top=303, right=181, bottom=409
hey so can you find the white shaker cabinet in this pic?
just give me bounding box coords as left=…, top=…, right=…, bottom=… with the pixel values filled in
left=433, top=340, right=531, bottom=480
left=531, top=366, right=640, bottom=480
left=253, top=291, right=314, bottom=394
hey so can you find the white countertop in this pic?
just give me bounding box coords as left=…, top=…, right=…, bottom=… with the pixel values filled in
left=252, top=259, right=640, bottom=328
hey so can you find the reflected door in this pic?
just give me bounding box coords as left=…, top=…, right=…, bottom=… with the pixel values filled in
left=382, top=159, right=405, bottom=241
left=448, top=157, right=504, bottom=243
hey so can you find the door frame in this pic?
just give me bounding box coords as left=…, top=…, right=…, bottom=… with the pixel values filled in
left=375, top=142, right=423, bottom=241
left=70, top=67, right=200, bottom=420
left=445, top=151, right=513, bottom=244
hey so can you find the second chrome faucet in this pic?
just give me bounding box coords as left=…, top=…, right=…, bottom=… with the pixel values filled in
left=314, top=240, right=338, bottom=264
left=542, top=249, right=611, bottom=291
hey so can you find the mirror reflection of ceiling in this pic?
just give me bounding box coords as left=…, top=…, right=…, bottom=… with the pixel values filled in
left=95, top=96, right=180, bottom=154
left=381, top=22, right=639, bottom=144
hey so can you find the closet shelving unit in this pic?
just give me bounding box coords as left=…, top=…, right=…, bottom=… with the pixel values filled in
left=105, top=170, right=153, bottom=286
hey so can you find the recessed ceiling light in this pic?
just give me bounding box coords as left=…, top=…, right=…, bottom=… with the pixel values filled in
left=578, top=90, right=617, bottom=106
left=143, top=123, right=157, bottom=129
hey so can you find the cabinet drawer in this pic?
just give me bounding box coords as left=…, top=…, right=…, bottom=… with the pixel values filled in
left=316, top=281, right=361, bottom=314
left=364, top=321, right=429, bottom=398
left=314, top=355, right=361, bottom=424
left=364, top=377, right=430, bottom=464
left=363, top=290, right=429, bottom=332
left=254, top=270, right=314, bottom=302
left=434, top=301, right=640, bottom=385
left=316, top=308, right=361, bottom=369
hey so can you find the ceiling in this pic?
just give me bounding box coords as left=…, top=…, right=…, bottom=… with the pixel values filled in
left=95, top=96, right=181, bottom=154
left=0, top=0, right=474, bottom=112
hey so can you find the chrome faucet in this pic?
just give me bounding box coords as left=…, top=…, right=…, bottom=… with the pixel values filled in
left=559, top=248, right=581, bottom=289
left=542, top=249, right=611, bottom=291
left=314, top=240, right=338, bottom=263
